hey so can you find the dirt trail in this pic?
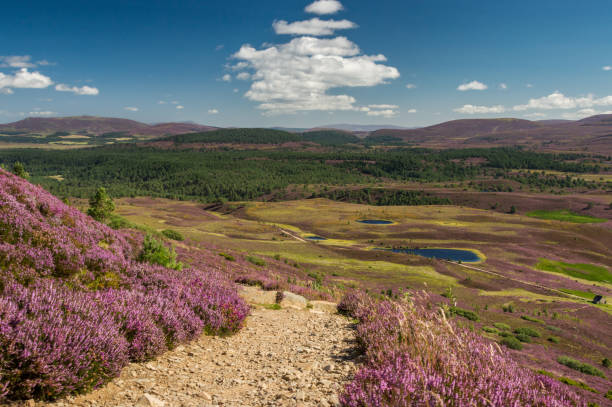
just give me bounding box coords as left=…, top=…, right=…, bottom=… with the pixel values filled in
left=38, top=290, right=358, bottom=407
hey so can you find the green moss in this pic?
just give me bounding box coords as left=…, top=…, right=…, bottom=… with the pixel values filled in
left=536, top=259, right=611, bottom=284
left=526, top=209, right=606, bottom=223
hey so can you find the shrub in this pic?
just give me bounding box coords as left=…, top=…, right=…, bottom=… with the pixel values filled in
left=12, top=161, right=29, bottom=179
left=502, top=303, right=514, bottom=313
left=515, top=333, right=532, bottom=343
left=482, top=326, right=499, bottom=334
left=494, top=322, right=511, bottom=331
left=87, top=187, right=115, bottom=222
left=139, top=234, right=183, bottom=270
left=547, top=325, right=561, bottom=332
left=246, top=255, right=266, bottom=267
left=501, top=336, right=524, bottom=350
left=548, top=336, right=561, bottom=343
left=602, top=358, right=611, bottom=368
left=162, top=229, right=184, bottom=241
left=514, top=327, right=541, bottom=338
left=521, top=315, right=544, bottom=324
left=557, top=356, right=606, bottom=378
left=536, top=370, right=598, bottom=393
left=275, top=291, right=284, bottom=304
left=449, top=306, right=479, bottom=321
left=218, top=252, right=235, bottom=261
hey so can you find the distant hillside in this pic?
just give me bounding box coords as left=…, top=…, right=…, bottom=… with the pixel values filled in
left=370, top=115, right=612, bottom=153
left=0, top=116, right=217, bottom=137
left=313, top=123, right=411, bottom=132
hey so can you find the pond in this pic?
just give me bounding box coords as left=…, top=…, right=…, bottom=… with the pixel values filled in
left=306, top=235, right=327, bottom=241
left=357, top=219, right=394, bottom=225
left=390, top=248, right=481, bottom=262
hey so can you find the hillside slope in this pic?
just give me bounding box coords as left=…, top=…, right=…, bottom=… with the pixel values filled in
left=0, top=116, right=216, bottom=137
left=0, top=169, right=248, bottom=402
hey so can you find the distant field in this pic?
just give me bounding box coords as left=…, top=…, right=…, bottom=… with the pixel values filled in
left=536, top=259, right=611, bottom=283
left=526, top=209, right=607, bottom=223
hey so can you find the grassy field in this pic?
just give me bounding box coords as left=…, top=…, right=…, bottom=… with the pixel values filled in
left=536, top=259, right=611, bottom=284
left=113, top=196, right=612, bottom=400
left=526, top=209, right=607, bottom=223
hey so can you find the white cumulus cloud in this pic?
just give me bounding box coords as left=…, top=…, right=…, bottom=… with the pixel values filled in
left=176, top=105, right=184, bottom=110
left=457, top=80, right=487, bottom=91
left=407, top=108, right=417, bottom=113
left=499, top=83, right=507, bottom=90
left=366, top=109, right=396, bottom=118
left=124, top=106, right=139, bottom=112
left=603, top=66, right=612, bottom=71
left=405, top=83, right=416, bottom=89
left=28, top=110, right=55, bottom=116
left=0, top=68, right=53, bottom=93
left=513, top=91, right=612, bottom=111
left=273, top=18, right=356, bottom=36
left=454, top=104, right=506, bottom=114
left=55, top=84, right=99, bottom=95
left=221, top=74, right=232, bottom=82
left=233, top=36, right=399, bottom=115
left=305, top=0, right=343, bottom=15
left=236, top=72, right=251, bottom=80
left=208, top=109, right=219, bottom=114
left=0, top=55, right=36, bottom=68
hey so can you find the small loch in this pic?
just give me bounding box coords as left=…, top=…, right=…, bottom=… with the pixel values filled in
left=390, top=248, right=481, bottom=262
left=357, top=219, right=394, bottom=225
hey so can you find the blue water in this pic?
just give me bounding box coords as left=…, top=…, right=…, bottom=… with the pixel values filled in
left=357, top=219, right=394, bottom=225
left=306, top=235, right=327, bottom=241
left=391, top=248, right=481, bottom=262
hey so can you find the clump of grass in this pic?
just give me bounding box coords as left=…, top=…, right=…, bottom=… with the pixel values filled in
left=494, top=322, right=511, bottom=331
left=546, top=325, right=561, bottom=332
left=449, top=306, right=479, bottom=321
left=500, top=336, right=523, bottom=350
left=557, top=356, right=606, bottom=378
left=521, top=315, right=544, bottom=324
left=536, top=370, right=598, bottom=393
left=161, top=229, right=184, bottom=241
left=482, top=326, right=498, bottom=334
left=514, top=327, right=541, bottom=338
left=260, top=303, right=281, bottom=310
left=218, top=252, right=235, bottom=261
left=547, top=336, right=561, bottom=344
left=246, top=255, right=266, bottom=267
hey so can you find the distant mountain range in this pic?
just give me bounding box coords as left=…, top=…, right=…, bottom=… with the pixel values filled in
left=370, top=115, right=612, bottom=154
left=2, top=115, right=611, bottom=153
left=0, top=116, right=217, bottom=137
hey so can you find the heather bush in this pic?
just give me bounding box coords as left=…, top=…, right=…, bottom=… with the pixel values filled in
left=339, top=291, right=585, bottom=406
left=0, top=169, right=249, bottom=401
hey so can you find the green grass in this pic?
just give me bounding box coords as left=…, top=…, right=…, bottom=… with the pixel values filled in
left=482, top=326, right=499, bottom=334
left=161, top=229, right=184, bottom=241
left=536, top=259, right=611, bottom=283
left=559, top=288, right=598, bottom=300
left=526, top=209, right=607, bottom=223
left=536, top=370, right=598, bottom=393
left=557, top=356, right=606, bottom=378
left=259, top=303, right=282, bottom=310
left=521, top=315, right=544, bottom=324
left=218, top=252, right=235, bottom=261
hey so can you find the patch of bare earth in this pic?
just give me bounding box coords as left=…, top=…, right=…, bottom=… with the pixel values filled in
left=30, top=288, right=358, bottom=407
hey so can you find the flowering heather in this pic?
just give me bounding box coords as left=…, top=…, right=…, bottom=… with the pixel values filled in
left=339, top=291, right=585, bottom=407
left=0, top=168, right=249, bottom=401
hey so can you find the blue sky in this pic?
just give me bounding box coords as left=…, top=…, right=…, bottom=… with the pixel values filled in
left=1, top=0, right=611, bottom=127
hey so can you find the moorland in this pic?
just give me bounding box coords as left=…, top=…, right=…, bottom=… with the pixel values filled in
left=0, top=115, right=611, bottom=406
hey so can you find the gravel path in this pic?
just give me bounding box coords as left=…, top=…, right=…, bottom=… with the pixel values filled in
left=36, top=294, right=358, bottom=407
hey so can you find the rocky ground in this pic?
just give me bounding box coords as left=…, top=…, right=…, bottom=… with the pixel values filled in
left=22, top=287, right=359, bottom=407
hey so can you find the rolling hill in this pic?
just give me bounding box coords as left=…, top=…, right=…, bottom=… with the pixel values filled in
left=369, top=115, right=612, bottom=153
left=0, top=116, right=217, bottom=137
